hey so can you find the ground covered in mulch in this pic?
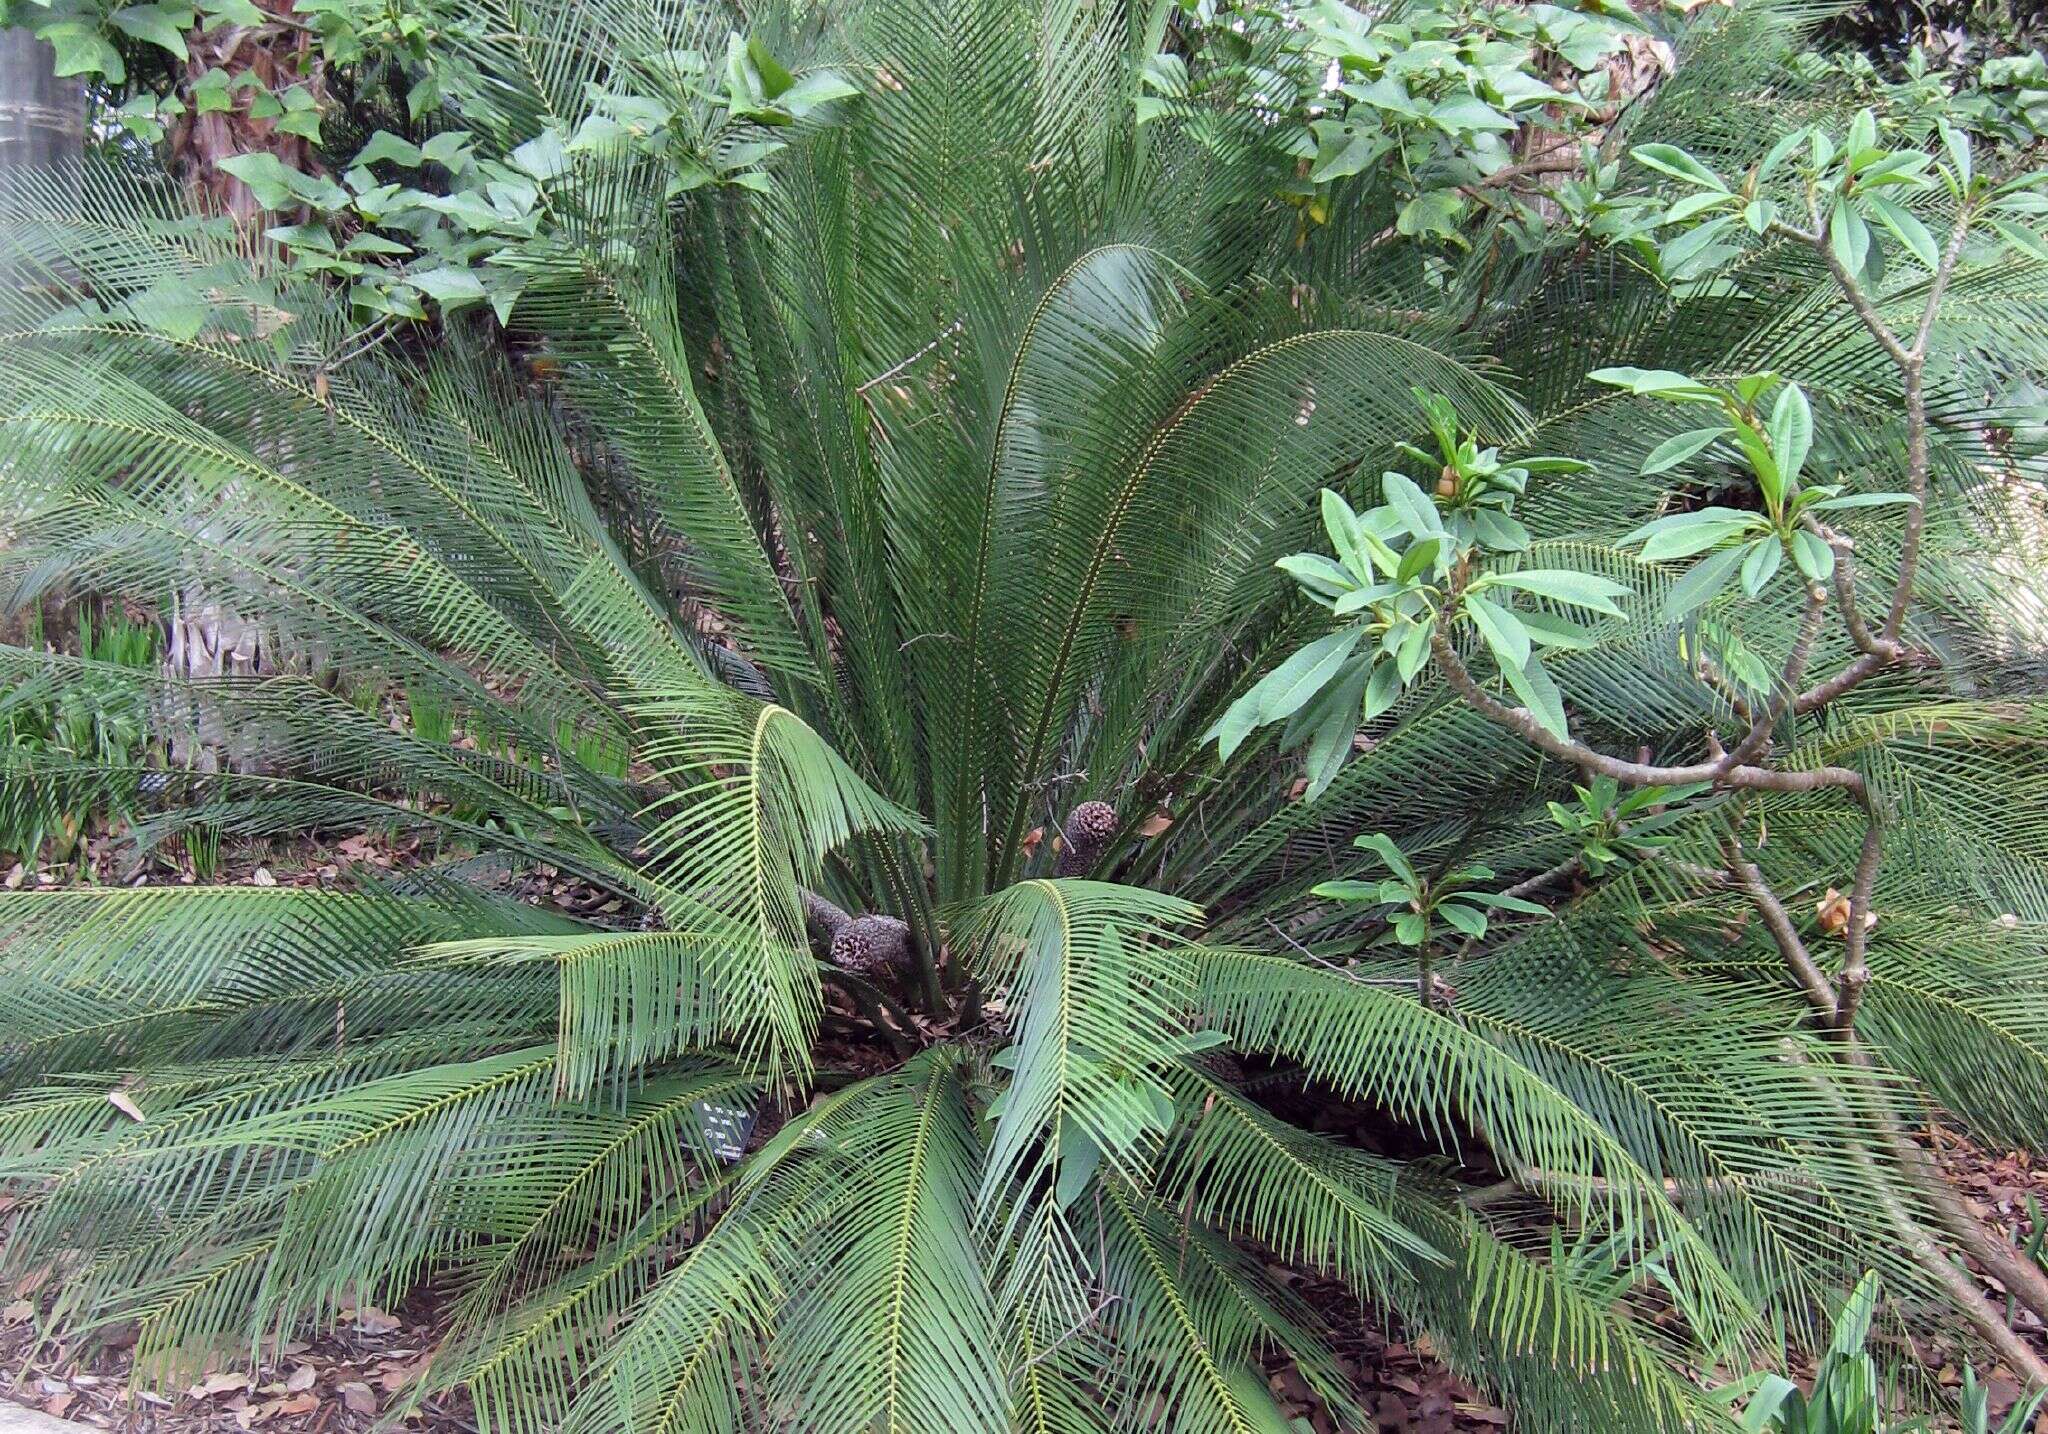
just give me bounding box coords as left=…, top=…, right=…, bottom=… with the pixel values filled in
left=0, top=1278, right=1509, bottom=1433
left=8, top=1128, right=2045, bottom=1434
left=5, top=838, right=2047, bottom=1431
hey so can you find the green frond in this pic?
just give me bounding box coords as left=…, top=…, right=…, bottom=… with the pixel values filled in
left=953, top=879, right=1202, bottom=1207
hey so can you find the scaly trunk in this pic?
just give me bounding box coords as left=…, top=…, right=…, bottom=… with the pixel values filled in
left=163, top=0, right=327, bottom=228
left=159, top=1, right=329, bottom=767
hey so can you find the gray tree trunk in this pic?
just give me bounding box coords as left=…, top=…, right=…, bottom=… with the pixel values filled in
left=0, top=29, right=82, bottom=178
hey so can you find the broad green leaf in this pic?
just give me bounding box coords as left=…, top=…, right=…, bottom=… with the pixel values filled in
left=1333, top=582, right=1406, bottom=615
left=201, top=0, right=265, bottom=22
left=1279, top=552, right=1360, bottom=600
left=1865, top=195, right=1939, bottom=268
left=1640, top=427, right=1730, bottom=475
left=1437, top=902, right=1487, bottom=939
left=1396, top=537, right=1441, bottom=585
left=1250, top=628, right=1365, bottom=728
left=409, top=268, right=490, bottom=306
left=1769, top=383, right=1812, bottom=488
left=1739, top=537, right=1781, bottom=597
left=1311, top=879, right=1383, bottom=902
left=1465, top=592, right=1530, bottom=671
left=1623, top=507, right=1765, bottom=546
left=1381, top=472, right=1444, bottom=542
left=355, top=130, right=423, bottom=167
left=1659, top=216, right=1735, bottom=275
left=1638, top=516, right=1761, bottom=563
left=109, top=4, right=193, bottom=59
left=1758, top=129, right=1806, bottom=181
left=1207, top=696, right=1260, bottom=762
left=216, top=152, right=302, bottom=210
left=1518, top=610, right=1597, bottom=650
left=1362, top=658, right=1402, bottom=721
left=1664, top=191, right=1732, bottom=224
left=1397, top=190, right=1467, bottom=242
left=1502, top=652, right=1569, bottom=740
left=776, top=72, right=861, bottom=116
left=510, top=130, right=570, bottom=180
left=1354, top=832, right=1416, bottom=884
left=1482, top=569, right=1630, bottom=616
left=1807, top=491, right=1918, bottom=512
left=1662, top=544, right=1749, bottom=620
left=1395, top=618, right=1433, bottom=682
left=1729, top=420, right=1783, bottom=507
left=1991, top=220, right=2048, bottom=263
left=1588, top=367, right=1718, bottom=401
left=1466, top=891, right=1550, bottom=915
left=36, top=22, right=125, bottom=82
left=1829, top=199, right=1871, bottom=275
left=1635, top=144, right=1726, bottom=191
left=1302, top=704, right=1355, bottom=802
left=1940, top=118, right=1972, bottom=192
left=1471, top=509, right=1530, bottom=551
left=1791, top=528, right=1835, bottom=582
left=1321, top=488, right=1376, bottom=583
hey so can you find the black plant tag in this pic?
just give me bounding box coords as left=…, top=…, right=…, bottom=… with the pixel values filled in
left=693, top=1100, right=757, bottom=1163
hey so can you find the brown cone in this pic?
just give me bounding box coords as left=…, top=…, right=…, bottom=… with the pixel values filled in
left=830, top=914, right=910, bottom=975
left=1056, top=800, right=1118, bottom=876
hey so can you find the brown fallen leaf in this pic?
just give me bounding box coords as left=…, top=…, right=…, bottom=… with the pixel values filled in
left=339, top=1381, right=378, bottom=1415
left=42, top=1391, right=74, bottom=1419
left=193, top=1370, right=251, bottom=1397
left=2, top=1298, right=34, bottom=1324
left=1135, top=811, right=1173, bottom=838
left=277, top=1392, right=320, bottom=1416
left=355, top=1304, right=401, bottom=1334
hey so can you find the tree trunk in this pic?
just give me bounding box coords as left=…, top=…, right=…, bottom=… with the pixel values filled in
left=159, top=1, right=329, bottom=767
left=162, top=0, right=326, bottom=228
left=0, top=29, right=84, bottom=216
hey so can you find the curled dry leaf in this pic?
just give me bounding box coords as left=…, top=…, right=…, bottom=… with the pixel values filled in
left=1814, top=887, right=1877, bottom=936
left=106, top=1089, right=145, bottom=1123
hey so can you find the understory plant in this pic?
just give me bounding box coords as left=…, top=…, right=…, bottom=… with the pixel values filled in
left=3, top=0, right=2048, bottom=1430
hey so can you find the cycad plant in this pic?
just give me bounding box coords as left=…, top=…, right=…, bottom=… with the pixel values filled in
left=5, top=0, right=2048, bottom=1429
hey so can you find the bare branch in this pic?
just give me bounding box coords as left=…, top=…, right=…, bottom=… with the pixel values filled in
left=1719, top=584, right=1826, bottom=770
left=1727, top=845, right=1841, bottom=1023
left=1427, top=622, right=1865, bottom=797
left=1835, top=815, right=1886, bottom=1030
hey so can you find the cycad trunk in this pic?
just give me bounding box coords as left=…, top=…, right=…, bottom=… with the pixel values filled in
left=160, top=1, right=327, bottom=767
left=163, top=0, right=326, bottom=226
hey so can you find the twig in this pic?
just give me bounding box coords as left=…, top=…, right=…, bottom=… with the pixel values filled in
left=1010, top=1296, right=1122, bottom=1385
left=856, top=319, right=963, bottom=394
